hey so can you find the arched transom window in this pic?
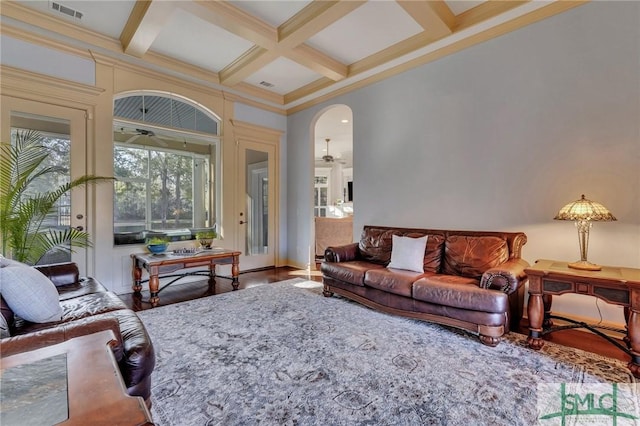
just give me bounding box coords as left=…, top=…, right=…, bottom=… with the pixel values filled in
left=112, top=91, right=221, bottom=244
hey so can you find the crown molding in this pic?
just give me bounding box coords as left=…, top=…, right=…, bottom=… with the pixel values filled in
left=0, top=65, right=104, bottom=105
left=1, top=24, right=286, bottom=115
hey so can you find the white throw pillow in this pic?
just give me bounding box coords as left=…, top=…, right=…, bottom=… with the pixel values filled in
left=0, top=262, right=63, bottom=323
left=387, top=235, right=428, bottom=273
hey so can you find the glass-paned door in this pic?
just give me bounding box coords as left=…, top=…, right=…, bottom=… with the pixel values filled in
left=314, top=169, right=330, bottom=217
left=237, top=140, right=276, bottom=270
left=1, top=97, right=88, bottom=271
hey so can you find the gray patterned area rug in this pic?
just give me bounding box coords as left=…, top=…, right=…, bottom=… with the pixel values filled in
left=138, top=279, right=636, bottom=425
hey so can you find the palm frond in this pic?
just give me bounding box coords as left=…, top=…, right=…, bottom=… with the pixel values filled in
left=27, top=228, right=92, bottom=265
left=1, top=129, right=113, bottom=264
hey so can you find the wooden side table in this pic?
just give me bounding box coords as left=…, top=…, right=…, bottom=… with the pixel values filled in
left=131, top=249, right=241, bottom=307
left=526, top=259, right=640, bottom=378
left=1, top=330, right=153, bottom=425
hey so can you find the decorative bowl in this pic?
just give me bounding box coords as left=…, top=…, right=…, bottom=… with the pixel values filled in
left=198, top=238, right=214, bottom=249
left=147, top=243, right=168, bottom=254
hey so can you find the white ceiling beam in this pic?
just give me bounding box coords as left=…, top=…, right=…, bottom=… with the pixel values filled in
left=396, top=0, right=455, bottom=38
left=179, top=1, right=277, bottom=47
left=219, top=46, right=277, bottom=86
left=278, top=1, right=366, bottom=48
left=455, top=0, right=529, bottom=31
left=286, top=45, right=348, bottom=81
left=190, top=0, right=358, bottom=85
left=120, top=1, right=177, bottom=57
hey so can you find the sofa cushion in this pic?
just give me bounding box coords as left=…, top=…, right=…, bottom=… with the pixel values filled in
left=57, top=277, right=108, bottom=301
left=358, top=226, right=446, bottom=272
left=359, top=227, right=396, bottom=264
left=412, top=276, right=508, bottom=313
left=12, top=291, right=128, bottom=335
left=443, top=235, right=508, bottom=279
left=61, top=291, right=128, bottom=321
left=0, top=261, right=63, bottom=323
left=388, top=235, right=428, bottom=273
left=321, top=261, right=384, bottom=286
left=365, top=268, right=433, bottom=298
left=420, top=233, right=445, bottom=273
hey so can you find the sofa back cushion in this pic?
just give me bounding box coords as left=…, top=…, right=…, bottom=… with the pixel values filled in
left=443, top=235, right=509, bottom=279
left=359, top=226, right=445, bottom=273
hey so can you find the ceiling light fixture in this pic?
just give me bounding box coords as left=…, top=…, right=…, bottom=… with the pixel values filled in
left=341, top=119, right=349, bottom=123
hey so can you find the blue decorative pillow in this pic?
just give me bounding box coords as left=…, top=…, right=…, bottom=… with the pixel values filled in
left=0, top=259, right=62, bottom=323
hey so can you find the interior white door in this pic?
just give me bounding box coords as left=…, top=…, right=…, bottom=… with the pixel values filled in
left=1, top=96, right=88, bottom=272
left=237, top=140, right=276, bottom=270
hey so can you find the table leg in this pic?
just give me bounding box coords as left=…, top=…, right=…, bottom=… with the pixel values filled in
left=132, top=261, right=142, bottom=293
left=149, top=274, right=160, bottom=307
left=527, top=293, right=545, bottom=350
left=231, top=256, right=239, bottom=290
left=623, top=307, right=632, bottom=349
left=627, top=309, right=640, bottom=378
left=543, top=294, right=553, bottom=328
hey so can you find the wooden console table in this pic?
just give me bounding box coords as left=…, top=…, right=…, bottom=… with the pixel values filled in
left=526, top=259, right=640, bottom=378
left=131, top=249, right=241, bottom=307
left=0, top=330, right=153, bottom=425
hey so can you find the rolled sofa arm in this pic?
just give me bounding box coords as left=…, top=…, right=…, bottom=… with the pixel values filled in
left=0, top=316, right=124, bottom=360
left=480, top=258, right=530, bottom=294
left=35, top=262, right=80, bottom=287
left=324, top=243, right=360, bottom=263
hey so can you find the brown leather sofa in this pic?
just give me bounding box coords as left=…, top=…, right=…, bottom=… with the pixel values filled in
left=0, top=262, right=155, bottom=406
left=321, top=226, right=529, bottom=346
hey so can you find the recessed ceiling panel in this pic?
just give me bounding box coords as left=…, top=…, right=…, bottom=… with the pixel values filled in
left=229, top=0, right=312, bottom=27
left=245, top=57, right=322, bottom=95
left=306, top=1, right=423, bottom=65
left=151, top=9, right=254, bottom=72
left=15, top=0, right=135, bottom=38
left=445, top=0, right=486, bottom=16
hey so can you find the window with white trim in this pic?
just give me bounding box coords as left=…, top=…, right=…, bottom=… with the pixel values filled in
left=112, top=92, right=220, bottom=244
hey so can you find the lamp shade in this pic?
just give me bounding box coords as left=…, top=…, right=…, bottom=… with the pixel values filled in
left=554, top=194, right=616, bottom=222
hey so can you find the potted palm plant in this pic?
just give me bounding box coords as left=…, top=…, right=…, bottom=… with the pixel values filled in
left=0, top=129, right=113, bottom=265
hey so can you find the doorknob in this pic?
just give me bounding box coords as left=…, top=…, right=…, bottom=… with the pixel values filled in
left=239, top=221, right=246, bottom=225
left=75, top=225, right=84, bottom=231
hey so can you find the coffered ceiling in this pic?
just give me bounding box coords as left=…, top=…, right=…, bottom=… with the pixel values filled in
left=2, top=1, right=585, bottom=113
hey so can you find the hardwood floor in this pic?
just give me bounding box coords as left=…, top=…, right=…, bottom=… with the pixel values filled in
left=118, top=266, right=322, bottom=312
left=119, top=266, right=629, bottom=363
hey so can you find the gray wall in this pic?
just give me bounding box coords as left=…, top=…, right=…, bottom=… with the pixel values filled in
left=287, top=2, right=640, bottom=322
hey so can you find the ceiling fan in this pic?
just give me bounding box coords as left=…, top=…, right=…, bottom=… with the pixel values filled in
left=322, top=138, right=335, bottom=162
left=122, top=128, right=168, bottom=146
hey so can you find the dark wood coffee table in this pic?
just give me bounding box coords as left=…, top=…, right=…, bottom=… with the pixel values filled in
left=0, top=330, right=153, bottom=425
left=131, top=249, right=241, bottom=307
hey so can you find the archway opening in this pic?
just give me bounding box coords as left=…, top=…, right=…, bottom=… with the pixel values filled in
left=311, top=105, right=353, bottom=269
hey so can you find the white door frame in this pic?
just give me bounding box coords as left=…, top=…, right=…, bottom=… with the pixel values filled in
left=229, top=120, right=281, bottom=271
left=1, top=96, right=89, bottom=272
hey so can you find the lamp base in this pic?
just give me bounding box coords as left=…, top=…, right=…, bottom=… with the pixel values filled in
left=568, top=260, right=602, bottom=271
